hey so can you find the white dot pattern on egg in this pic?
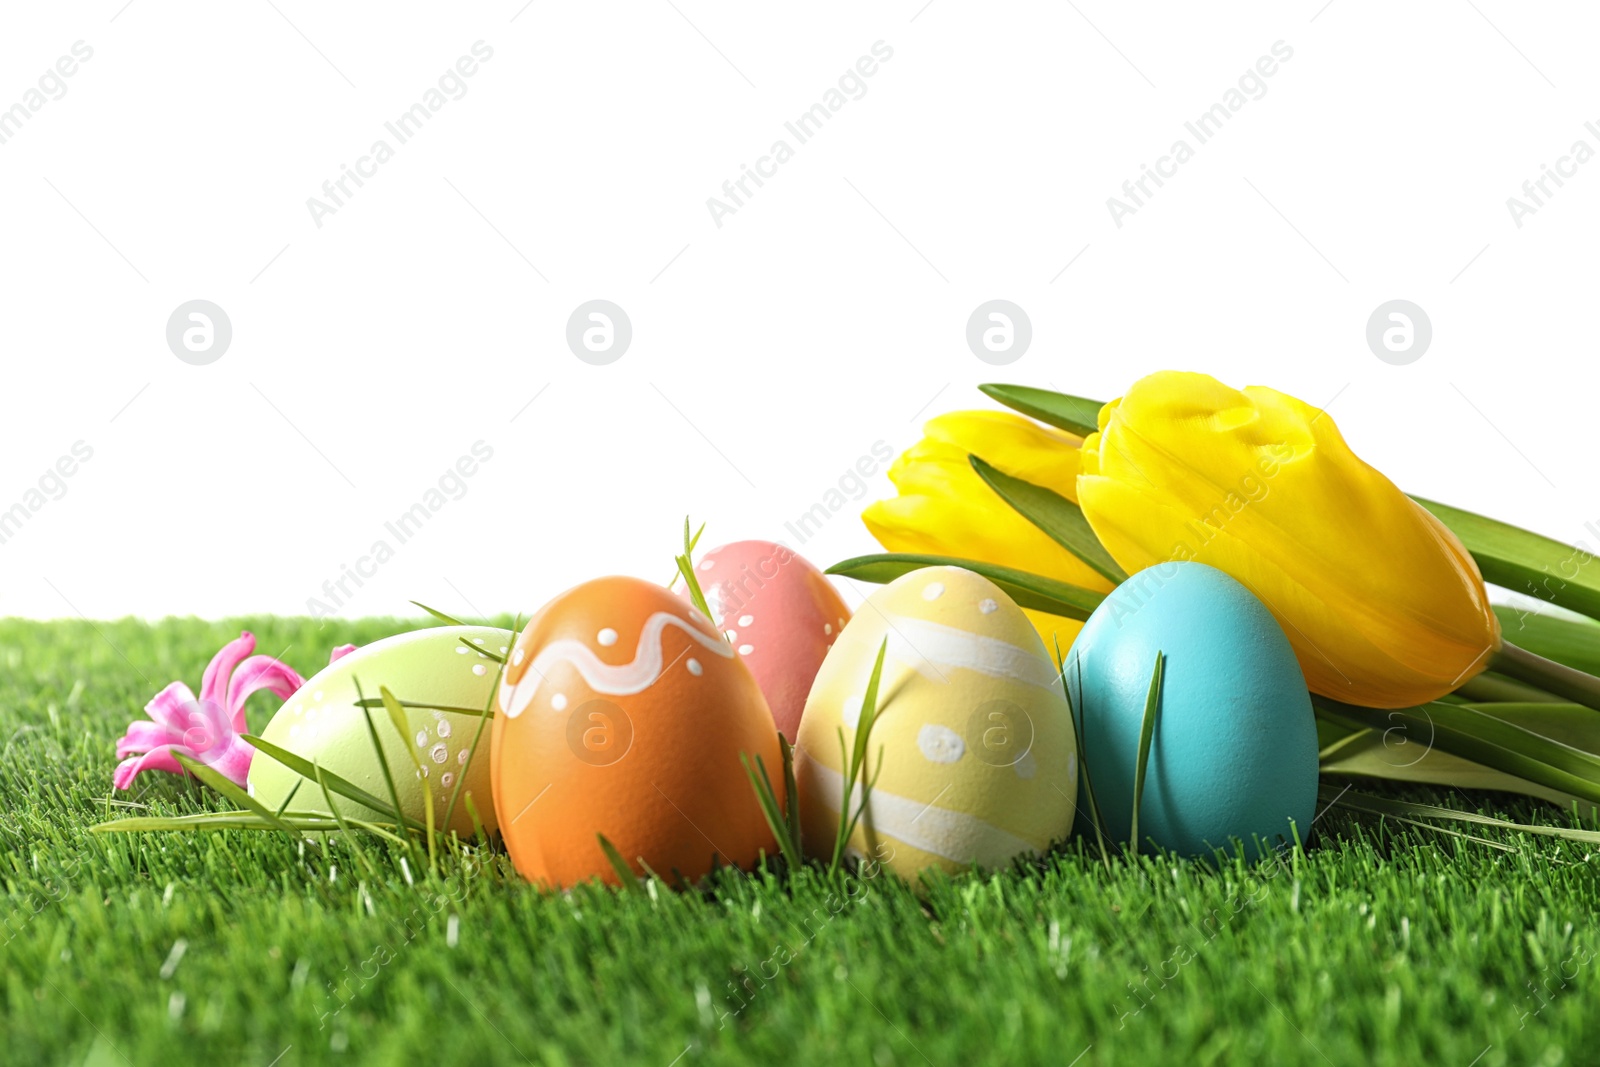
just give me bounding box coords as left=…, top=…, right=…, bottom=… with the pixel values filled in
left=917, top=724, right=965, bottom=764
left=796, top=566, right=1077, bottom=881
left=687, top=659, right=703, bottom=676
left=246, top=625, right=510, bottom=837
left=679, top=540, right=854, bottom=743
left=598, top=628, right=618, bottom=647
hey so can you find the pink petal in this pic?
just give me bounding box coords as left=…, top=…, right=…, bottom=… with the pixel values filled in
left=113, top=747, right=189, bottom=790
left=227, top=656, right=306, bottom=730
left=175, top=698, right=242, bottom=755
left=145, top=681, right=199, bottom=730
left=200, top=631, right=256, bottom=709
left=204, top=739, right=254, bottom=787
left=330, top=644, right=357, bottom=664
left=115, top=720, right=181, bottom=759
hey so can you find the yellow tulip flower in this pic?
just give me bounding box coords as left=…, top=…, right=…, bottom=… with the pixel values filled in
left=862, top=410, right=1118, bottom=649
left=1076, top=371, right=1501, bottom=708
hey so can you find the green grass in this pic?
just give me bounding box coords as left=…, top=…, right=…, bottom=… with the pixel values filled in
left=5, top=616, right=1600, bottom=1066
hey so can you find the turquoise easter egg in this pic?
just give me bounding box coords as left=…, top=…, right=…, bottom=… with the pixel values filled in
left=1067, top=561, right=1317, bottom=860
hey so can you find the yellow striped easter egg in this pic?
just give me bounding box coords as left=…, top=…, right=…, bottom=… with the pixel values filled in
left=795, top=565, right=1077, bottom=882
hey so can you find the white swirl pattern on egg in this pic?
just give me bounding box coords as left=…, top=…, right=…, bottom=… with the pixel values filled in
left=500, top=610, right=731, bottom=718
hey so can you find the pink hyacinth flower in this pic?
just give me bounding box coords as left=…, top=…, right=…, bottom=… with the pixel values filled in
left=112, top=633, right=355, bottom=791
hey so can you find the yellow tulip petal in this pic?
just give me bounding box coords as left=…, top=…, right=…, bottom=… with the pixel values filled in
left=861, top=409, right=1110, bottom=651
left=922, top=411, right=1084, bottom=500
left=1078, top=371, right=1500, bottom=708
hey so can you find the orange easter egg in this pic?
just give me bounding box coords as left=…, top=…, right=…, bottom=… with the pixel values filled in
left=491, top=576, right=780, bottom=887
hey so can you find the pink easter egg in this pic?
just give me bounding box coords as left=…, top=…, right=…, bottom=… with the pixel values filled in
left=681, top=540, right=850, bottom=740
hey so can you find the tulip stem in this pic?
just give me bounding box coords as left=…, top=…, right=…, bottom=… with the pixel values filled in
left=1491, top=642, right=1600, bottom=715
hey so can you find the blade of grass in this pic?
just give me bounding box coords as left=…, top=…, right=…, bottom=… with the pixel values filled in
left=381, top=686, right=436, bottom=873
left=459, top=637, right=505, bottom=665
left=676, top=555, right=715, bottom=624
left=340, top=818, right=414, bottom=849
left=843, top=747, right=886, bottom=853
left=673, top=518, right=719, bottom=624
left=411, top=601, right=469, bottom=627
left=313, top=761, right=376, bottom=877
left=1129, top=652, right=1164, bottom=857
left=443, top=658, right=504, bottom=838
left=666, top=519, right=708, bottom=588
left=1056, top=636, right=1111, bottom=868
left=353, top=698, right=490, bottom=717
left=354, top=678, right=423, bottom=860
left=741, top=750, right=801, bottom=869
left=171, top=753, right=302, bottom=837
left=92, top=812, right=349, bottom=833
left=831, top=639, right=888, bottom=874
left=598, top=833, right=645, bottom=893
left=780, top=733, right=801, bottom=856
left=464, top=792, right=487, bottom=845
left=272, top=780, right=303, bottom=820
left=241, top=733, right=426, bottom=833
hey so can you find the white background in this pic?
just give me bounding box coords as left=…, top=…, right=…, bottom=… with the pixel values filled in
left=1, top=1, right=1595, bottom=624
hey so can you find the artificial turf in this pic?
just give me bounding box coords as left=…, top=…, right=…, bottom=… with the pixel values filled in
left=3, top=616, right=1598, bottom=1066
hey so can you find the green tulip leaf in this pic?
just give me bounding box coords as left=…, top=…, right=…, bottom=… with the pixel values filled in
left=1415, top=497, right=1600, bottom=622
left=1312, top=723, right=1600, bottom=825
left=1317, top=784, right=1600, bottom=847
left=978, top=384, right=1106, bottom=437
left=1454, top=672, right=1566, bottom=705
left=826, top=553, right=1108, bottom=621
left=1491, top=606, right=1600, bottom=677
left=1314, top=696, right=1600, bottom=807
left=968, top=454, right=1127, bottom=584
